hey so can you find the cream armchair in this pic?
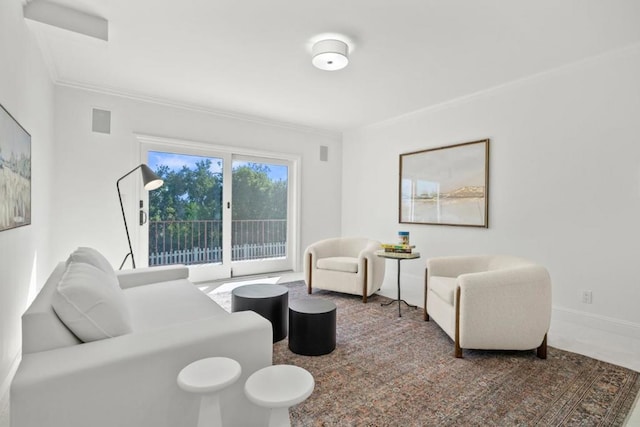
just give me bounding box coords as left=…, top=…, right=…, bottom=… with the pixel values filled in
left=304, top=237, right=385, bottom=303
left=424, top=255, right=551, bottom=358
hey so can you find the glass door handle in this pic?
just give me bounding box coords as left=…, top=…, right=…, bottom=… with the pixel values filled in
left=139, top=210, right=147, bottom=226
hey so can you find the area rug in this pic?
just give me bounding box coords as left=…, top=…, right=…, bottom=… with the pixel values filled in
left=210, top=281, right=640, bottom=426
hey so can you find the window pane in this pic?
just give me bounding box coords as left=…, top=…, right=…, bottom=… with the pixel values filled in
left=231, top=161, right=288, bottom=262
left=147, top=151, right=223, bottom=266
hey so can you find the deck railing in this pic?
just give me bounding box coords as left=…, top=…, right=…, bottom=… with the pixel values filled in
left=148, top=219, right=287, bottom=266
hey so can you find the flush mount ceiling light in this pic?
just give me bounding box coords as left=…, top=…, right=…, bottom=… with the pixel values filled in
left=312, top=39, right=349, bottom=71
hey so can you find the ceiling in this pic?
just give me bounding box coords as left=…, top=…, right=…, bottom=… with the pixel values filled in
left=25, top=0, right=640, bottom=133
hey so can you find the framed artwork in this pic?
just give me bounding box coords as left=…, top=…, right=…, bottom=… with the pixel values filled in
left=0, top=103, right=31, bottom=232
left=399, top=139, right=489, bottom=227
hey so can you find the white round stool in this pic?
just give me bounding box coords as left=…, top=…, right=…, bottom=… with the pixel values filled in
left=244, top=365, right=314, bottom=427
left=177, top=357, right=242, bottom=427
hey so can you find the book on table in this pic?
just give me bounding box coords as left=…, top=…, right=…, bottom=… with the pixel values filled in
left=380, top=243, right=415, bottom=254
left=375, top=250, right=420, bottom=258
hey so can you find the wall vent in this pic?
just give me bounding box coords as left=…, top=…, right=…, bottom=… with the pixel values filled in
left=320, top=145, right=328, bottom=162
left=92, top=108, right=111, bottom=134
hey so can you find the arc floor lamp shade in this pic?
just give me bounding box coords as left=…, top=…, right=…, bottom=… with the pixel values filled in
left=140, top=164, right=163, bottom=190
left=117, top=164, right=163, bottom=269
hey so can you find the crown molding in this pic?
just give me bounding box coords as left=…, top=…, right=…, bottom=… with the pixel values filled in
left=54, top=78, right=341, bottom=139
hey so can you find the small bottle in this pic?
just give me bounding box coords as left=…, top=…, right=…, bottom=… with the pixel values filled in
left=398, top=231, right=410, bottom=246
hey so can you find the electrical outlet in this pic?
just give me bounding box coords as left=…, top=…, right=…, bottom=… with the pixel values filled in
left=581, top=290, right=593, bottom=304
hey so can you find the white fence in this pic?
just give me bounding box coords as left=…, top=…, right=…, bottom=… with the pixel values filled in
left=149, top=242, right=287, bottom=266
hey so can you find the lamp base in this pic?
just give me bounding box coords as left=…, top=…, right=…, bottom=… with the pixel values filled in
left=119, top=252, right=134, bottom=270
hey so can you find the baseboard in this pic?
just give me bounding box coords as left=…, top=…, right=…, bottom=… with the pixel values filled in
left=549, top=306, right=640, bottom=372
left=380, top=274, right=640, bottom=372
left=0, top=350, right=21, bottom=415
left=552, top=306, right=640, bottom=338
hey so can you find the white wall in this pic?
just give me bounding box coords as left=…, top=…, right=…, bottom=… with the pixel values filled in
left=0, top=0, right=55, bottom=403
left=342, top=45, right=640, bottom=367
left=50, top=86, right=342, bottom=271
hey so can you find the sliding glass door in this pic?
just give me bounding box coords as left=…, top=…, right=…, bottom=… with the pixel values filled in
left=144, top=149, right=231, bottom=281
left=138, top=139, right=296, bottom=281
left=230, top=155, right=291, bottom=276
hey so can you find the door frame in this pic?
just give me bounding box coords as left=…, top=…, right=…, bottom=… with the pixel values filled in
left=135, top=133, right=301, bottom=282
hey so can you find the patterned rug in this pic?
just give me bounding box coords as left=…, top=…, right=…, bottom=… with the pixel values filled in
left=210, top=281, right=640, bottom=426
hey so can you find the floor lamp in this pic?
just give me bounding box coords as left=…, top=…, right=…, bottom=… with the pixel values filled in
left=117, top=164, right=163, bottom=270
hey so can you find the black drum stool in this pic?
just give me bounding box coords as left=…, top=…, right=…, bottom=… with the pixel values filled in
left=288, top=298, right=336, bottom=356
left=231, top=284, right=288, bottom=342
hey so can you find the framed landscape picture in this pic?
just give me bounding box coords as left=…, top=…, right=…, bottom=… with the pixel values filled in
left=0, top=103, right=31, bottom=232
left=399, top=139, right=489, bottom=227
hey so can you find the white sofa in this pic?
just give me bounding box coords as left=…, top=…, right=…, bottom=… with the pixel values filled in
left=304, top=237, right=385, bottom=303
left=425, top=255, right=551, bottom=358
left=11, top=249, right=273, bottom=427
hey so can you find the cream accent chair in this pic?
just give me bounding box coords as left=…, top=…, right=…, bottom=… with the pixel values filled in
left=424, top=255, right=551, bottom=358
left=304, top=237, right=385, bottom=303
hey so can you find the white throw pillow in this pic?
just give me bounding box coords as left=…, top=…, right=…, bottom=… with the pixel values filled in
left=52, top=262, right=132, bottom=342
left=67, top=247, right=114, bottom=275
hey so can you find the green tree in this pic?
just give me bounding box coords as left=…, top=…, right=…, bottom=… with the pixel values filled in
left=149, top=160, right=223, bottom=221
left=232, top=163, right=274, bottom=220
left=148, top=160, right=287, bottom=258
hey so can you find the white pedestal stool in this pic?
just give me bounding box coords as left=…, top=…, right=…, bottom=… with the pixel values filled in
left=244, top=364, right=314, bottom=427
left=177, top=357, right=242, bottom=427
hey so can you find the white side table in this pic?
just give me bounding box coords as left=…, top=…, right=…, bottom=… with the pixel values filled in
left=177, top=357, right=242, bottom=427
left=244, top=365, right=314, bottom=427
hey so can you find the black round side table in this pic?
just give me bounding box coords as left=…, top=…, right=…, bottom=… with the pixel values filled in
left=288, top=298, right=336, bottom=356
left=231, top=284, right=289, bottom=342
